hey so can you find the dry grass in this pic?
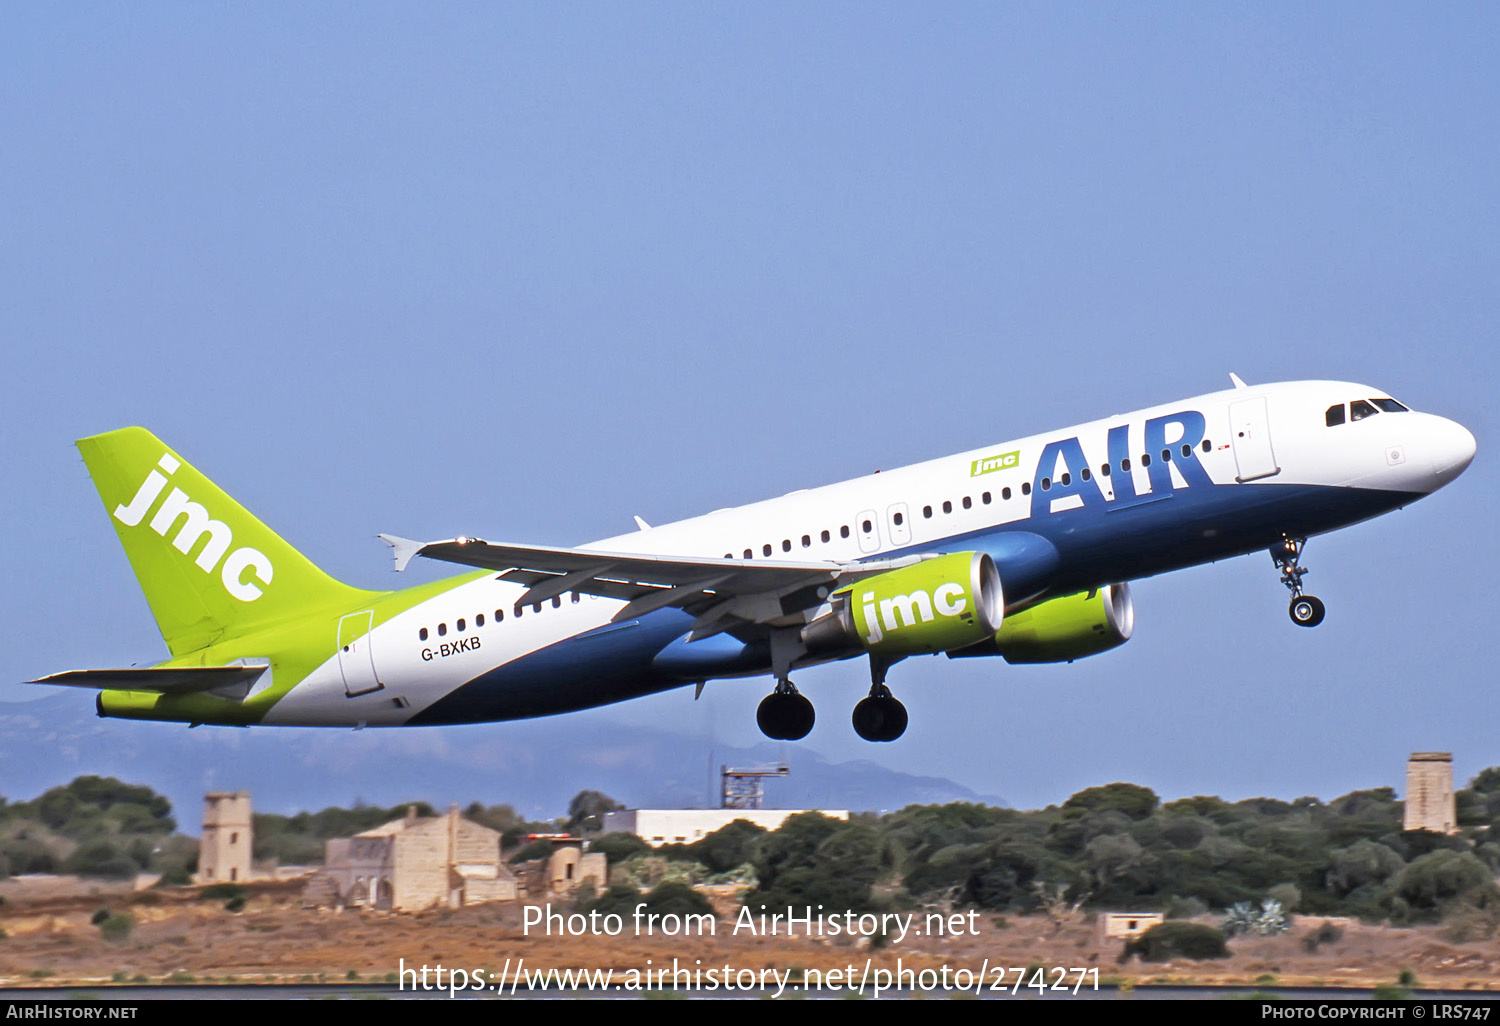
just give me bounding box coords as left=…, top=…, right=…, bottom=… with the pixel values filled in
left=1, top=878, right=1498, bottom=990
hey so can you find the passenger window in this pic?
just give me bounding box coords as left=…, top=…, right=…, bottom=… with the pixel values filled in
left=1161, top=449, right=1171, bottom=462
left=552, top=596, right=561, bottom=608
left=457, top=618, right=466, bottom=632
left=862, top=519, right=872, bottom=533
left=961, top=496, right=972, bottom=509
left=942, top=501, right=952, bottom=514
left=1326, top=404, right=1346, bottom=427
left=763, top=544, right=772, bottom=557
left=1002, top=487, right=1012, bottom=500
left=820, top=530, right=830, bottom=543
left=1059, top=473, right=1070, bottom=486
left=1081, top=468, right=1091, bottom=481
left=1181, top=444, right=1191, bottom=457
left=419, top=627, right=428, bottom=641
left=438, top=623, right=447, bottom=636
left=923, top=505, right=933, bottom=518
left=571, top=592, right=579, bottom=603
left=533, top=602, right=542, bottom=613
left=476, top=613, right=484, bottom=627
left=1100, top=463, right=1111, bottom=477
left=514, top=605, right=522, bottom=618
left=1041, top=478, right=1051, bottom=491
left=1021, top=482, right=1031, bottom=496
left=982, top=492, right=991, bottom=504
left=840, top=525, right=850, bottom=539
left=1201, top=439, right=1211, bottom=452
left=801, top=534, right=811, bottom=547
left=744, top=549, right=752, bottom=559
left=1350, top=400, right=1377, bottom=421
left=1121, top=458, right=1131, bottom=472
left=782, top=539, right=791, bottom=552
left=893, top=512, right=904, bottom=526
left=1141, top=454, right=1151, bottom=467
left=495, top=609, right=504, bottom=622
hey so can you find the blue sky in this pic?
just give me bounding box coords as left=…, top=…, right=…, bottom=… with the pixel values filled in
left=2, top=4, right=1496, bottom=814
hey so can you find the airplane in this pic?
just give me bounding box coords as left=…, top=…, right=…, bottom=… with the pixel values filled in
left=30, top=376, right=1475, bottom=743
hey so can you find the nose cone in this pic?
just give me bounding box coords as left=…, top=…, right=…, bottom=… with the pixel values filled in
left=1429, top=416, right=1476, bottom=488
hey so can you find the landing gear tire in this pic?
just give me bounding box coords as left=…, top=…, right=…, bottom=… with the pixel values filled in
left=1289, top=595, right=1325, bottom=628
left=757, top=691, right=815, bottom=741
left=852, top=695, right=908, bottom=742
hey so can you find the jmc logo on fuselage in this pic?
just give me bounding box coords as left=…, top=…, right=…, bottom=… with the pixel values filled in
left=970, top=450, right=1021, bottom=477
left=113, top=453, right=274, bottom=601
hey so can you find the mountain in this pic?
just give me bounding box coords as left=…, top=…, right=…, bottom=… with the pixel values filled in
left=0, top=693, right=1003, bottom=828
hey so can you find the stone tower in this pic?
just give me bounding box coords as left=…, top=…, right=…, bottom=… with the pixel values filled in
left=1403, top=752, right=1457, bottom=835
left=200, top=791, right=253, bottom=883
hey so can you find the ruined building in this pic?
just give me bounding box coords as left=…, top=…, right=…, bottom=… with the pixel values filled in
left=311, top=805, right=517, bottom=911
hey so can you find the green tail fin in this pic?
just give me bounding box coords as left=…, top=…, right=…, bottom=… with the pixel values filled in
left=76, top=427, right=375, bottom=655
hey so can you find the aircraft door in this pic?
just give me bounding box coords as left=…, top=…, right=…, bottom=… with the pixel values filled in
left=1229, top=397, right=1281, bottom=482
left=338, top=610, right=383, bottom=696
left=855, top=509, right=881, bottom=553
left=886, top=503, right=912, bottom=546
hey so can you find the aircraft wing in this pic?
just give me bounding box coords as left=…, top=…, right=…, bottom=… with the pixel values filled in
left=380, top=535, right=920, bottom=639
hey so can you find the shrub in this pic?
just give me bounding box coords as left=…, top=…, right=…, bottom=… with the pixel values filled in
left=198, top=883, right=247, bottom=902
left=90, top=907, right=111, bottom=926
left=1122, top=922, right=1229, bottom=962
left=98, top=913, right=135, bottom=943
left=1301, top=921, right=1344, bottom=951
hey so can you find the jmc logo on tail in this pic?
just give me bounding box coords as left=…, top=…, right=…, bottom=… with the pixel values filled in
left=113, top=453, right=274, bottom=601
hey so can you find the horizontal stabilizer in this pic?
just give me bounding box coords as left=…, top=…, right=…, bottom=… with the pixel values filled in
left=28, top=665, right=267, bottom=700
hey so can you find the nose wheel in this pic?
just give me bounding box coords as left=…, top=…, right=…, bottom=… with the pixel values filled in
left=1272, top=537, right=1325, bottom=628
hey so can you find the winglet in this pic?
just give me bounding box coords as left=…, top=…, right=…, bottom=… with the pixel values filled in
left=378, top=534, right=425, bottom=572
left=1229, top=372, right=1248, bottom=389
left=633, top=515, right=651, bottom=531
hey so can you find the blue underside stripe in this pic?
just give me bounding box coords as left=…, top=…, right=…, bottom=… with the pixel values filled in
left=408, top=481, right=1422, bottom=725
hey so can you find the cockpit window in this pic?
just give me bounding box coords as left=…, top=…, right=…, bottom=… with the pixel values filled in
left=1325, top=404, right=1346, bottom=427
left=1372, top=398, right=1409, bottom=413
left=1350, top=399, right=1378, bottom=422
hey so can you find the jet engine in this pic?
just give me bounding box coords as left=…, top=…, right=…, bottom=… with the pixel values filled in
left=950, top=583, right=1134, bottom=664
left=801, top=551, right=1003, bottom=658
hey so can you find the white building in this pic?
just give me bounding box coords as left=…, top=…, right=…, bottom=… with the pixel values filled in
left=602, top=808, right=849, bottom=847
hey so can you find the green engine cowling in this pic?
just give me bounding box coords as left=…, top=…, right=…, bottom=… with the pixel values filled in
left=954, top=583, right=1134, bottom=664
left=801, top=551, right=1003, bottom=658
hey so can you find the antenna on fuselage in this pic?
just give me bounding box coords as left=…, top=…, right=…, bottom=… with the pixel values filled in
left=1229, top=372, right=1249, bottom=389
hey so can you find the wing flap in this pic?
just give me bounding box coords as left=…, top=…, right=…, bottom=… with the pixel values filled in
left=387, top=535, right=929, bottom=637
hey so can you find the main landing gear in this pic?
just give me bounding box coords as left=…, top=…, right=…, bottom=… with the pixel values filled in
left=1271, top=537, right=1325, bottom=628
left=757, top=683, right=815, bottom=741
left=852, top=656, right=907, bottom=743
left=757, top=629, right=815, bottom=741
left=755, top=648, right=909, bottom=742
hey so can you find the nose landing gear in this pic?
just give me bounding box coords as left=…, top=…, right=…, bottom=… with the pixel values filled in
left=1272, top=537, right=1325, bottom=628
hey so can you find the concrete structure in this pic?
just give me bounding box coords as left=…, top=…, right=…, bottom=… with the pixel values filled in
left=199, top=792, right=253, bottom=884
left=1098, top=912, right=1165, bottom=944
left=548, top=846, right=607, bottom=894
left=602, top=808, right=850, bottom=847
left=1404, top=752, right=1458, bottom=835
left=313, top=805, right=517, bottom=911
